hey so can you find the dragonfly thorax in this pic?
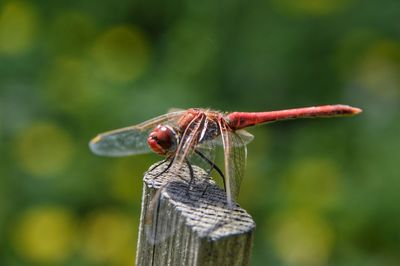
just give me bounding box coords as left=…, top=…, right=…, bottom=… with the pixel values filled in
left=147, top=125, right=178, bottom=155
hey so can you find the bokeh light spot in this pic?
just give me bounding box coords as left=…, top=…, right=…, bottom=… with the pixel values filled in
left=108, top=157, right=144, bottom=203
left=282, top=158, right=341, bottom=210
left=269, top=209, right=334, bottom=265
left=15, top=122, right=74, bottom=177
left=92, top=25, right=150, bottom=83
left=272, top=0, right=352, bottom=16
left=334, top=30, right=377, bottom=77
left=0, top=1, right=37, bottom=55
left=42, top=56, right=105, bottom=113
left=338, top=37, right=400, bottom=124
left=47, top=11, right=96, bottom=56
left=12, top=206, right=76, bottom=264
left=354, top=40, right=400, bottom=99
left=82, top=209, right=136, bottom=264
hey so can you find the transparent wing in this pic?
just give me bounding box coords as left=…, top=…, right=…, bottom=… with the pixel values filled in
left=188, top=138, right=217, bottom=180
left=235, top=129, right=254, bottom=145
left=218, top=120, right=247, bottom=208
left=209, top=129, right=254, bottom=147
left=89, top=111, right=186, bottom=157
left=167, top=107, right=185, bottom=113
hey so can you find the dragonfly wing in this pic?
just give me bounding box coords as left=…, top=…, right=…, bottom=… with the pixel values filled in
left=207, top=129, right=253, bottom=148
left=218, top=121, right=247, bottom=207
left=167, top=107, right=185, bottom=113
left=89, top=127, right=152, bottom=156
left=89, top=111, right=185, bottom=157
left=235, top=129, right=254, bottom=145
left=188, top=139, right=217, bottom=180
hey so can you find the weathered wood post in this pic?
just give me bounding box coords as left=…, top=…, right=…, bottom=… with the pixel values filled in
left=135, top=161, right=256, bottom=266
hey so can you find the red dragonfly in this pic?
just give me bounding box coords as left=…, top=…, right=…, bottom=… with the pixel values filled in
left=90, top=105, right=361, bottom=206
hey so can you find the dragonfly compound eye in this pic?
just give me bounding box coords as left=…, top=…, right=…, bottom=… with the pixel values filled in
left=147, top=125, right=178, bottom=155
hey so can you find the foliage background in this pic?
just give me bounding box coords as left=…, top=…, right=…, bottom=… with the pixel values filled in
left=1, top=0, right=399, bottom=265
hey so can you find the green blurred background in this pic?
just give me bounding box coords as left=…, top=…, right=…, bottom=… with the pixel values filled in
left=1, top=0, right=399, bottom=265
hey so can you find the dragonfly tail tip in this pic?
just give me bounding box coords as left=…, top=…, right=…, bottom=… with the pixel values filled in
left=352, top=107, right=362, bottom=114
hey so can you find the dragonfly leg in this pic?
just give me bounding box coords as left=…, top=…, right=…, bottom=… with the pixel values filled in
left=149, top=156, right=170, bottom=172
left=149, top=156, right=175, bottom=184
left=194, top=149, right=226, bottom=192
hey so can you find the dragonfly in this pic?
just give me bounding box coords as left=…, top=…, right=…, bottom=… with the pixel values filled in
left=89, top=104, right=361, bottom=206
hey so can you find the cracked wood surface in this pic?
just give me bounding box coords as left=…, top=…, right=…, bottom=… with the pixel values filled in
left=135, top=161, right=255, bottom=266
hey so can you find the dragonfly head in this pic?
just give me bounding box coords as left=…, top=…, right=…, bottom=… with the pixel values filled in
left=147, top=125, right=178, bottom=156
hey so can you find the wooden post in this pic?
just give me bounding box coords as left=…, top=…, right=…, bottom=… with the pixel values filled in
left=135, top=161, right=256, bottom=266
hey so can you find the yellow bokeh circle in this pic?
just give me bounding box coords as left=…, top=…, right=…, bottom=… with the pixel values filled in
left=0, top=1, right=37, bottom=55
left=354, top=40, right=400, bottom=98
left=269, top=209, right=334, bottom=265
left=82, top=209, right=136, bottom=264
left=272, top=0, right=352, bottom=16
left=48, top=11, right=96, bottom=55
left=12, top=206, right=77, bottom=263
left=43, top=57, right=104, bottom=112
left=92, top=25, right=150, bottom=83
left=282, top=158, right=341, bottom=210
left=108, top=157, right=146, bottom=203
left=15, top=122, right=74, bottom=177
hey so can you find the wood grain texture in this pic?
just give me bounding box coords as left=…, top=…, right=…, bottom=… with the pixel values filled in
left=135, top=161, right=255, bottom=266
